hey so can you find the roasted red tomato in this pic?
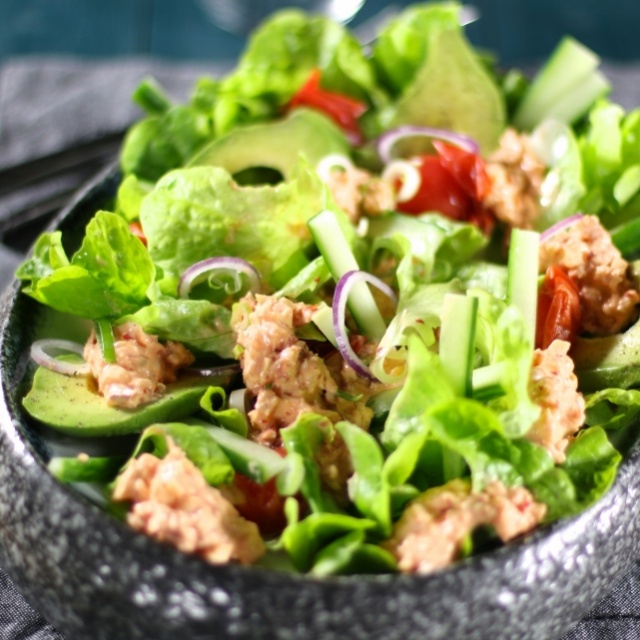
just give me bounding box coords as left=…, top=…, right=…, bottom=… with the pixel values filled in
left=129, top=221, right=147, bottom=246
left=395, top=143, right=493, bottom=232
left=433, top=140, right=492, bottom=200
left=287, top=69, right=367, bottom=144
left=396, top=154, right=472, bottom=219
left=233, top=474, right=287, bottom=538
left=536, top=265, right=582, bottom=350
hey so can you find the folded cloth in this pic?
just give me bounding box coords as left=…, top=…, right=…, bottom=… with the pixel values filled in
left=0, top=56, right=231, bottom=171
left=2, top=56, right=640, bottom=640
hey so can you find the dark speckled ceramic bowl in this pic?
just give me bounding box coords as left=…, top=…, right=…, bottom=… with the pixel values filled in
left=1, top=164, right=640, bottom=640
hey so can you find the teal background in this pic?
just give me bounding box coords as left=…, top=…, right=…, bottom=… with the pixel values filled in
left=0, top=1, right=638, bottom=65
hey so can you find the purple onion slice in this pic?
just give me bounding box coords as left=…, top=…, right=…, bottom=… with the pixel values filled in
left=377, top=125, right=480, bottom=164
left=333, top=270, right=398, bottom=380
left=30, top=339, right=90, bottom=376
left=178, top=257, right=261, bottom=299
left=540, top=213, right=584, bottom=243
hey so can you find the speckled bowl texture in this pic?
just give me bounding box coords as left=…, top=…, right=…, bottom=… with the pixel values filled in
left=1, top=165, right=640, bottom=640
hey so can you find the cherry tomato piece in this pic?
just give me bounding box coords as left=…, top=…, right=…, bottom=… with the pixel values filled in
left=288, top=69, right=367, bottom=145
left=396, top=155, right=471, bottom=219
left=536, top=265, right=581, bottom=350
left=433, top=140, right=492, bottom=200
left=129, top=221, right=147, bottom=246
left=233, top=474, right=287, bottom=537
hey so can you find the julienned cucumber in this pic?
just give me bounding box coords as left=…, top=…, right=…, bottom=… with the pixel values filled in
left=439, top=293, right=478, bottom=397
left=206, top=425, right=287, bottom=483
left=507, top=228, right=540, bottom=348
left=513, top=36, right=610, bottom=130
left=307, top=209, right=387, bottom=340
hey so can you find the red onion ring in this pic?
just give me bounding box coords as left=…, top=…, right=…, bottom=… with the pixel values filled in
left=178, top=257, right=261, bottom=299
left=333, top=271, right=398, bottom=380
left=377, top=126, right=480, bottom=164
left=540, top=213, right=584, bottom=243
left=30, top=339, right=90, bottom=376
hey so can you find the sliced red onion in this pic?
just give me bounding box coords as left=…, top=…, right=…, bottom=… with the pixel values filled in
left=382, top=160, right=422, bottom=203
left=315, top=154, right=354, bottom=182
left=30, top=339, right=90, bottom=376
left=333, top=271, right=398, bottom=380
left=377, top=126, right=480, bottom=164
left=540, top=213, right=584, bottom=243
left=178, top=257, right=261, bottom=299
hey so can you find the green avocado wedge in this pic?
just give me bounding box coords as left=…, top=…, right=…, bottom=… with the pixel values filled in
left=187, top=108, right=350, bottom=180
left=572, top=318, right=640, bottom=392
left=22, top=367, right=236, bottom=437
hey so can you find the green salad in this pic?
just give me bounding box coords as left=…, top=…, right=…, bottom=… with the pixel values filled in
left=15, top=2, right=640, bottom=576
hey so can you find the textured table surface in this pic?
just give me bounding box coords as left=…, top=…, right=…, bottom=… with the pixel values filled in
left=2, top=57, right=640, bottom=640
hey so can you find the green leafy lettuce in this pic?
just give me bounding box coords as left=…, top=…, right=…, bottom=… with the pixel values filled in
left=17, top=211, right=154, bottom=319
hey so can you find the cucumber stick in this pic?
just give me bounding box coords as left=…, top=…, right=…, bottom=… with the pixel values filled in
left=507, top=229, right=540, bottom=348
left=308, top=209, right=386, bottom=339
left=513, top=37, right=610, bottom=130
left=206, top=426, right=287, bottom=483
left=439, top=293, right=478, bottom=397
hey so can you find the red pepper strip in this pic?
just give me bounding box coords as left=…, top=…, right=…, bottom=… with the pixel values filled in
left=536, top=265, right=582, bottom=350
left=129, top=221, right=147, bottom=247
left=288, top=69, right=367, bottom=145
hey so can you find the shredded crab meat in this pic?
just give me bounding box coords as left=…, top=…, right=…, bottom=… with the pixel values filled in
left=527, top=339, right=586, bottom=463
left=231, top=293, right=381, bottom=442
left=384, top=479, right=546, bottom=575
left=83, top=322, right=194, bottom=409
left=482, top=128, right=546, bottom=229
left=539, top=214, right=640, bottom=336
left=323, top=165, right=396, bottom=224
left=112, top=440, right=265, bottom=565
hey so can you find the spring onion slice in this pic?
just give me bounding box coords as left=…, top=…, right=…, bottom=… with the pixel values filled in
left=315, top=154, right=354, bottom=182
left=178, top=257, right=261, bottom=299
left=540, top=213, right=584, bottom=243
left=377, top=125, right=479, bottom=163
left=30, top=339, right=90, bottom=376
left=94, top=319, right=116, bottom=364
left=333, top=270, right=398, bottom=380
left=381, top=160, right=421, bottom=202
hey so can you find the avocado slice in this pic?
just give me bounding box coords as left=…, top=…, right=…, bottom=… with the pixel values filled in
left=381, top=25, right=505, bottom=154
left=187, top=108, right=350, bottom=180
left=572, top=319, right=640, bottom=392
left=23, top=366, right=236, bottom=437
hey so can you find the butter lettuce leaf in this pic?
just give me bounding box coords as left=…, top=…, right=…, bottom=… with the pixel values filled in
left=216, top=9, right=385, bottom=135
left=122, top=298, right=235, bottom=358
left=140, top=163, right=334, bottom=292
left=18, top=211, right=154, bottom=320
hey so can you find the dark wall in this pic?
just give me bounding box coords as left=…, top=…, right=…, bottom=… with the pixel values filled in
left=0, top=0, right=637, bottom=66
